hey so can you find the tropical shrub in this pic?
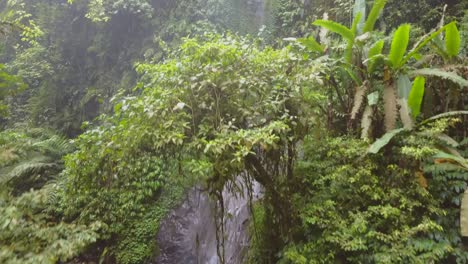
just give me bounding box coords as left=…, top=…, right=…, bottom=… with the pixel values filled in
left=279, top=120, right=468, bottom=263
left=56, top=34, right=325, bottom=262
left=0, top=186, right=101, bottom=264
left=0, top=129, right=100, bottom=264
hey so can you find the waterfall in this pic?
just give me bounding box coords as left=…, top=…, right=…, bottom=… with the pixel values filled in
left=154, top=179, right=263, bottom=264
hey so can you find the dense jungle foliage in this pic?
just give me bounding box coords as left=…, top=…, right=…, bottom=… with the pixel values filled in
left=0, top=0, right=467, bottom=263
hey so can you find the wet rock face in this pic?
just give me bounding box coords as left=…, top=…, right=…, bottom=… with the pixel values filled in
left=154, top=189, right=217, bottom=264
left=154, top=181, right=262, bottom=264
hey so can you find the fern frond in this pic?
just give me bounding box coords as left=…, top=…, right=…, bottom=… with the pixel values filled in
left=384, top=82, right=398, bottom=131
left=33, top=135, right=74, bottom=158
left=313, top=20, right=354, bottom=41
left=363, top=0, right=387, bottom=33
left=351, top=81, right=369, bottom=119
left=389, top=24, right=411, bottom=69
left=409, top=68, right=468, bottom=87
left=0, top=148, right=19, bottom=165
left=2, top=161, right=58, bottom=184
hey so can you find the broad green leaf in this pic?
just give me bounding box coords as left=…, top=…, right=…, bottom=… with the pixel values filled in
left=445, top=22, right=461, bottom=57
left=353, top=0, right=366, bottom=34
left=367, top=40, right=384, bottom=73
left=344, top=67, right=362, bottom=85
left=363, top=0, right=387, bottom=33
left=409, top=68, right=468, bottom=87
left=352, top=12, right=364, bottom=36
left=313, top=20, right=354, bottom=41
left=389, top=24, right=411, bottom=69
left=297, top=36, right=325, bottom=53
left=403, top=22, right=454, bottom=65
left=408, top=76, right=425, bottom=118
left=432, top=36, right=451, bottom=60
left=397, top=74, right=411, bottom=99
left=344, top=41, right=354, bottom=64
left=368, top=128, right=406, bottom=154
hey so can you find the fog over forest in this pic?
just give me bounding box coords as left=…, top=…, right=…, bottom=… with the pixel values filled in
left=0, top=1, right=467, bottom=263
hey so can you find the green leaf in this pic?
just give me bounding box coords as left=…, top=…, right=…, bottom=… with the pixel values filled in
left=397, top=74, right=411, bottom=99
left=408, top=76, right=425, bottom=118
left=297, top=36, right=325, bottom=53
left=345, top=68, right=362, bottom=85
left=419, top=111, right=468, bottom=126
left=352, top=12, right=364, bottom=36
left=368, top=128, right=406, bottom=154
left=409, top=68, right=468, bottom=87
left=367, top=40, right=384, bottom=73
left=436, top=133, right=459, bottom=147
left=402, top=22, right=455, bottom=65
left=313, top=20, right=354, bottom=41
left=433, top=151, right=468, bottom=169
left=389, top=24, right=411, bottom=69
left=353, top=0, right=366, bottom=34
left=367, top=91, right=379, bottom=106
left=344, top=40, right=355, bottom=64
left=445, top=22, right=460, bottom=57
left=363, top=0, right=387, bottom=33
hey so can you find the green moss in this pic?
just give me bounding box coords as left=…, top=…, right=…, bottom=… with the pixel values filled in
left=115, top=180, right=186, bottom=264
left=246, top=201, right=271, bottom=264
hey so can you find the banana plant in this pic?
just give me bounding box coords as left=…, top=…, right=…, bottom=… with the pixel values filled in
left=366, top=22, right=467, bottom=171
left=309, top=0, right=387, bottom=64
left=368, top=110, right=468, bottom=174
left=300, top=0, right=467, bottom=139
